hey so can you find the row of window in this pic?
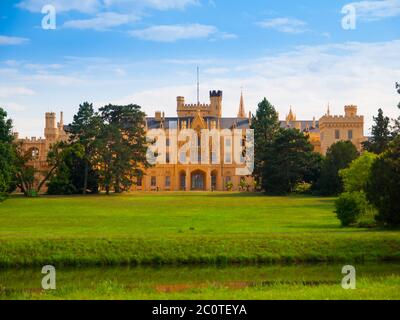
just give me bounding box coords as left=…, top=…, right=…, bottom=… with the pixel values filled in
left=335, top=130, right=353, bottom=140
left=137, top=176, right=244, bottom=189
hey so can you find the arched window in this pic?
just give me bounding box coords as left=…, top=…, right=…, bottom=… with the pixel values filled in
left=30, top=148, right=39, bottom=159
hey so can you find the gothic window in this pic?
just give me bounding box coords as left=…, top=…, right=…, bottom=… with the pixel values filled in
left=30, top=148, right=39, bottom=159
left=335, top=130, right=340, bottom=140
left=151, top=176, right=157, bottom=187
left=165, top=176, right=171, bottom=188
left=348, top=130, right=353, bottom=140
left=137, top=177, right=142, bottom=187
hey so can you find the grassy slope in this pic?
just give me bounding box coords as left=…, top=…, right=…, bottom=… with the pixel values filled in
left=0, top=193, right=399, bottom=267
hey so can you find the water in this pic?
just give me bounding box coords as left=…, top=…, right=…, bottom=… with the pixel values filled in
left=1, top=263, right=399, bottom=298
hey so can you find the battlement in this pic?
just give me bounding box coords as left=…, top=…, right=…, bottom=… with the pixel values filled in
left=20, top=136, right=46, bottom=143
left=320, top=114, right=364, bottom=122
left=210, top=90, right=223, bottom=97
left=181, top=103, right=211, bottom=109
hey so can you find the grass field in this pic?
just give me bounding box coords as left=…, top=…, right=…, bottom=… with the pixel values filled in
left=0, top=193, right=399, bottom=300
left=0, top=193, right=399, bottom=267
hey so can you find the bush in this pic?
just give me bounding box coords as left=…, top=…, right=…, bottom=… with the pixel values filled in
left=294, top=182, right=312, bottom=195
left=335, top=192, right=369, bottom=227
left=225, top=181, right=233, bottom=191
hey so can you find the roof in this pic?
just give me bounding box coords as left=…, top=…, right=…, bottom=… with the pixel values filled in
left=146, top=117, right=251, bottom=130
left=280, top=120, right=320, bottom=133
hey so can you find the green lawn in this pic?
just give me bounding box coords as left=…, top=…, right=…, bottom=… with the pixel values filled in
left=0, top=193, right=399, bottom=300
left=0, top=193, right=399, bottom=267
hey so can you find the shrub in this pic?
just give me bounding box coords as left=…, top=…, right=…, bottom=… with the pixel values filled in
left=335, top=192, right=369, bottom=227
left=225, top=181, right=233, bottom=191
left=294, top=182, right=312, bottom=195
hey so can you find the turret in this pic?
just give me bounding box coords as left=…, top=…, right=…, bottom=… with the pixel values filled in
left=44, top=112, right=58, bottom=140
left=345, top=105, right=358, bottom=117
left=177, top=96, right=185, bottom=109
left=210, top=90, right=222, bottom=118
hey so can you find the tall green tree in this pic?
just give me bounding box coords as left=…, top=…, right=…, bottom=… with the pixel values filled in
left=47, top=142, right=92, bottom=195
left=262, top=128, right=322, bottom=194
left=250, top=98, right=280, bottom=184
left=393, top=82, right=400, bottom=137
left=69, top=102, right=102, bottom=194
left=339, top=152, right=377, bottom=193
left=14, top=141, right=74, bottom=196
left=363, top=108, right=391, bottom=154
left=366, top=136, right=400, bottom=226
left=98, top=104, right=150, bottom=194
left=316, top=141, right=359, bottom=196
left=0, top=108, right=15, bottom=201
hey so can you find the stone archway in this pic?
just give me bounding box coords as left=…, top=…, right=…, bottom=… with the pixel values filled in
left=179, top=171, right=187, bottom=191
left=211, top=170, right=218, bottom=191
left=191, top=170, right=206, bottom=191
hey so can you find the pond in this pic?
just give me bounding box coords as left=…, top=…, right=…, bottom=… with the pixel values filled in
left=1, top=263, right=399, bottom=300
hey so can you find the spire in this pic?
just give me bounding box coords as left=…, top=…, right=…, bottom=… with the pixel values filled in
left=286, top=106, right=296, bottom=122
left=327, top=103, right=331, bottom=116
left=237, top=90, right=246, bottom=118
left=197, top=66, right=200, bottom=106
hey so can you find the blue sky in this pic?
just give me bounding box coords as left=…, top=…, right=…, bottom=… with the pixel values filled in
left=0, top=0, right=400, bottom=137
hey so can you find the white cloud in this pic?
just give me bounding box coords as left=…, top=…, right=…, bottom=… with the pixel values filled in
left=257, top=18, right=309, bottom=34
left=103, top=0, right=199, bottom=11
left=17, top=0, right=198, bottom=13
left=348, top=0, right=400, bottom=21
left=0, top=35, right=29, bottom=45
left=129, top=24, right=218, bottom=42
left=63, top=12, right=138, bottom=30
left=6, top=40, right=400, bottom=137
left=0, top=102, right=28, bottom=112
left=0, top=86, right=35, bottom=98
left=17, top=0, right=100, bottom=13
left=204, top=67, right=230, bottom=75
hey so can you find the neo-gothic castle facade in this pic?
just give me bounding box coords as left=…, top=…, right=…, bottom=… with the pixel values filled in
left=15, top=90, right=365, bottom=192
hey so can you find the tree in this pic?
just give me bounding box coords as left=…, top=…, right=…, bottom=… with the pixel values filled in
left=262, top=128, right=322, bottom=194
left=339, top=152, right=378, bottom=193
left=69, top=102, right=102, bottom=194
left=98, top=104, right=150, bottom=194
left=366, top=136, right=400, bottom=226
left=363, top=108, right=391, bottom=154
left=250, top=98, right=280, bottom=185
left=0, top=108, right=16, bottom=201
left=316, top=141, right=359, bottom=196
left=393, top=82, right=400, bottom=136
left=14, top=141, right=76, bottom=196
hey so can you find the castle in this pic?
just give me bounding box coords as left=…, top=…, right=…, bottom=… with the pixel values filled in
left=15, top=90, right=365, bottom=192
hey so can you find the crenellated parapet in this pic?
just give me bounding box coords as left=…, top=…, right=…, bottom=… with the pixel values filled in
left=180, top=103, right=211, bottom=109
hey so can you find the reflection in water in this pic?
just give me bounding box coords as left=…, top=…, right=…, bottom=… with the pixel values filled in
left=1, top=263, right=399, bottom=292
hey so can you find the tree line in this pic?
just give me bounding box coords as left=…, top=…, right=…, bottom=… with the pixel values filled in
left=250, top=83, right=400, bottom=226
left=0, top=103, right=150, bottom=199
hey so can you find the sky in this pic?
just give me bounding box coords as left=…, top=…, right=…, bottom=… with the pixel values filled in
left=0, top=0, right=399, bottom=137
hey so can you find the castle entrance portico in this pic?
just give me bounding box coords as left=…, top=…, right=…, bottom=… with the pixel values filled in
left=191, top=170, right=206, bottom=191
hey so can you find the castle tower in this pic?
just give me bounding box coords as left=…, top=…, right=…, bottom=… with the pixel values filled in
left=237, top=92, right=246, bottom=118
left=319, top=105, right=365, bottom=155
left=345, top=105, right=358, bottom=117
left=44, top=112, right=58, bottom=141
left=210, top=90, right=222, bottom=118
left=177, top=96, right=185, bottom=109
